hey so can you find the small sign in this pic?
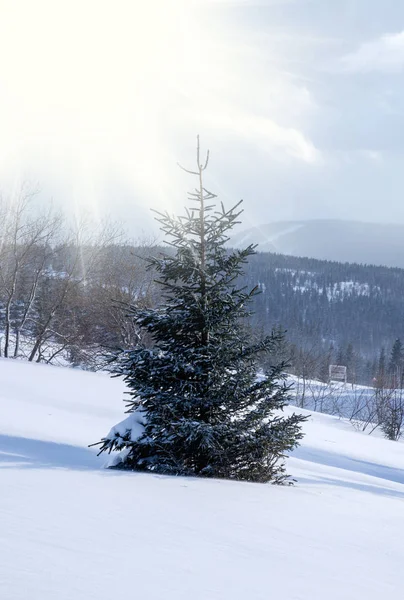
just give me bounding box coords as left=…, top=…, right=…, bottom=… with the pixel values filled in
left=329, top=365, right=347, bottom=383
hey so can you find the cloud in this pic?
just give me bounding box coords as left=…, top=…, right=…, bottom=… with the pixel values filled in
left=187, top=108, right=321, bottom=164
left=0, top=0, right=320, bottom=215
left=4, top=0, right=402, bottom=230
left=340, top=31, right=404, bottom=73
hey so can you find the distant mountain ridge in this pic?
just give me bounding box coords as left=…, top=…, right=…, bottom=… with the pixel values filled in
left=230, top=220, right=404, bottom=268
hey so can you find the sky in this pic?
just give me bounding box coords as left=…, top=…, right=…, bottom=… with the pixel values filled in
left=0, top=0, right=404, bottom=236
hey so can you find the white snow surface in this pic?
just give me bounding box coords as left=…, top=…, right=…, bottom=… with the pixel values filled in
left=1, top=358, right=404, bottom=599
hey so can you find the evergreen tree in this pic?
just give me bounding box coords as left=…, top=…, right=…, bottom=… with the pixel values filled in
left=319, top=343, right=334, bottom=384
left=388, top=338, right=403, bottom=387
left=345, top=342, right=356, bottom=383
left=379, top=347, right=386, bottom=375
left=366, top=358, right=377, bottom=386
left=93, top=139, right=306, bottom=483
left=380, top=389, right=404, bottom=441
left=375, top=347, right=386, bottom=390
left=336, top=347, right=344, bottom=366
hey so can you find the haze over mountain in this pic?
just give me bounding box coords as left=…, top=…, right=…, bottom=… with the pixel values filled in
left=231, top=220, right=404, bottom=268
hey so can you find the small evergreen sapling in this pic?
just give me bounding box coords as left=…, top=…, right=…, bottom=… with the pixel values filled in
left=93, top=139, right=306, bottom=483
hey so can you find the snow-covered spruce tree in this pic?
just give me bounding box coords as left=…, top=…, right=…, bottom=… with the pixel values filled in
left=94, top=139, right=306, bottom=483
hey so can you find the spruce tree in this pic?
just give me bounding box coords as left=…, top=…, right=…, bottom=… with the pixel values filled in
left=319, top=343, right=334, bottom=383
left=345, top=343, right=356, bottom=383
left=388, top=338, right=403, bottom=386
left=93, top=139, right=306, bottom=483
left=374, top=347, right=386, bottom=394
left=378, top=347, right=386, bottom=379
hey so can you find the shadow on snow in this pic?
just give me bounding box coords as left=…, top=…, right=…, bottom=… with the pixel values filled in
left=0, top=434, right=100, bottom=471
left=2, top=433, right=404, bottom=500
left=294, top=445, right=404, bottom=498
left=297, top=474, right=404, bottom=499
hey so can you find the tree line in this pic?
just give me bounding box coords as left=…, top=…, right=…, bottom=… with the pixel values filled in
left=2, top=189, right=404, bottom=383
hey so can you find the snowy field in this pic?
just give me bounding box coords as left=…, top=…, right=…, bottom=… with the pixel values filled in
left=1, top=359, right=404, bottom=599
left=287, top=375, right=376, bottom=417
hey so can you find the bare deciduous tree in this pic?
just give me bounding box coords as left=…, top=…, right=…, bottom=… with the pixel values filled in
left=0, top=187, right=62, bottom=358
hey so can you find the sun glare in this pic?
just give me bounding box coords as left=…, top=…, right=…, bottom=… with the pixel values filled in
left=0, top=0, right=317, bottom=230
left=0, top=1, right=226, bottom=217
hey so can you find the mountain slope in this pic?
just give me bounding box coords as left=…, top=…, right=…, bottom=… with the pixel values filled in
left=231, top=219, right=404, bottom=267
left=240, top=251, right=404, bottom=366
left=1, top=359, right=404, bottom=599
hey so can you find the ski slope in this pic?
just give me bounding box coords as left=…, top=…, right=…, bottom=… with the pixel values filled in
left=1, top=359, right=404, bottom=600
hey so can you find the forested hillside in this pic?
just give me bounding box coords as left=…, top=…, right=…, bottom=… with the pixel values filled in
left=241, top=252, right=404, bottom=384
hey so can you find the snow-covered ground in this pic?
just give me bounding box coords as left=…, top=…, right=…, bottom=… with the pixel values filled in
left=1, top=359, right=404, bottom=599
left=288, top=375, right=376, bottom=416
